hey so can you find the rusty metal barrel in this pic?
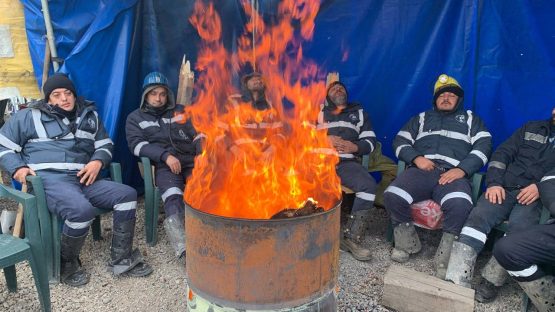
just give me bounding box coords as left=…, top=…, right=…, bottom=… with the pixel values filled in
left=185, top=202, right=340, bottom=311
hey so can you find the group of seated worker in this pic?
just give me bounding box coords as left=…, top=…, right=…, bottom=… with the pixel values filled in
left=0, top=72, right=552, bottom=312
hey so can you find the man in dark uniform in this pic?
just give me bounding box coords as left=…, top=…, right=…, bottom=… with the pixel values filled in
left=126, top=72, right=201, bottom=258
left=384, top=74, right=492, bottom=277
left=0, top=74, right=152, bottom=286
left=446, top=107, right=555, bottom=303
left=317, top=79, right=378, bottom=261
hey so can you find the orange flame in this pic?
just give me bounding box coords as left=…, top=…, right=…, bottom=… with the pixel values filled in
left=183, top=0, right=341, bottom=219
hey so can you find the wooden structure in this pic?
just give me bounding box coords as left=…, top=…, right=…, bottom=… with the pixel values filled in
left=382, top=265, right=474, bottom=312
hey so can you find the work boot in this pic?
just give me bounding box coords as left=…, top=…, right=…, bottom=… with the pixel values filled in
left=163, top=212, right=186, bottom=258
left=434, top=232, right=457, bottom=279
left=475, top=257, right=508, bottom=302
left=474, top=278, right=499, bottom=303
left=110, top=219, right=153, bottom=277
left=340, top=210, right=372, bottom=261
left=445, top=241, right=477, bottom=288
left=391, top=222, right=421, bottom=263
left=60, top=233, right=90, bottom=287
left=518, top=275, right=555, bottom=312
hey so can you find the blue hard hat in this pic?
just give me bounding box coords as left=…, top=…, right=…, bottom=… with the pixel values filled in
left=142, top=72, right=169, bottom=90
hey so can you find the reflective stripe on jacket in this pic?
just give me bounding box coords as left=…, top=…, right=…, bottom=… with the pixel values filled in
left=0, top=98, right=113, bottom=175
left=393, top=108, right=492, bottom=176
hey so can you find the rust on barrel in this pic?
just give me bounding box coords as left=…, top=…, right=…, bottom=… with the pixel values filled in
left=185, top=202, right=340, bottom=310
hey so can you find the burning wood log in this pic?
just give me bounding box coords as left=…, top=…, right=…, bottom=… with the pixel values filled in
left=176, top=55, right=194, bottom=106
left=271, top=198, right=324, bottom=219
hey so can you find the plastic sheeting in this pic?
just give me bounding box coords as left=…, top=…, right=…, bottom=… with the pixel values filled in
left=21, top=0, right=555, bottom=187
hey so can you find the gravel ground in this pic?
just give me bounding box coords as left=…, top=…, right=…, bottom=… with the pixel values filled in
left=1, top=195, right=533, bottom=312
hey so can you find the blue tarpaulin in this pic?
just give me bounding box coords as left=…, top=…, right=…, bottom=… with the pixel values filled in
left=20, top=0, right=555, bottom=188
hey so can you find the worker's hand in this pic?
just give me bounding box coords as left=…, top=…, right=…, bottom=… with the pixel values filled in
left=439, top=168, right=466, bottom=185
left=77, top=160, right=102, bottom=186
left=413, top=156, right=435, bottom=171
left=165, top=155, right=182, bottom=175
left=329, top=136, right=358, bottom=154
left=485, top=186, right=506, bottom=204
left=517, top=183, right=539, bottom=205
left=13, top=167, right=36, bottom=185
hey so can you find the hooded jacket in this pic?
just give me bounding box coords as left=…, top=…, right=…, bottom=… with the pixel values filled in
left=486, top=120, right=555, bottom=189
left=0, top=97, right=113, bottom=175
left=393, top=97, right=492, bottom=176
left=125, top=85, right=201, bottom=168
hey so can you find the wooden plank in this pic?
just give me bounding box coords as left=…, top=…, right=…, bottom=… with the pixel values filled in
left=382, top=264, right=474, bottom=312
left=12, top=183, right=26, bottom=237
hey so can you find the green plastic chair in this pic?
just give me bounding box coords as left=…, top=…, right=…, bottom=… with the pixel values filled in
left=0, top=183, right=51, bottom=311
left=139, top=157, right=160, bottom=246
left=26, top=163, right=122, bottom=283
left=386, top=160, right=485, bottom=242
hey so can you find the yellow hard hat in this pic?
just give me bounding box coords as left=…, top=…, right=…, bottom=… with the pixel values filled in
left=433, top=74, right=464, bottom=103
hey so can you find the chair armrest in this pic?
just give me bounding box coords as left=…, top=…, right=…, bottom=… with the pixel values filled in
left=110, top=162, right=122, bottom=183
left=361, top=154, right=370, bottom=169
left=396, top=160, right=407, bottom=177
left=140, top=157, right=156, bottom=188
left=0, top=183, right=42, bottom=246
left=470, top=172, right=485, bottom=204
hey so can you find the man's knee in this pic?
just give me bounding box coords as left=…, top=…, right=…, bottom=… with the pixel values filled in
left=114, top=183, right=137, bottom=203
left=493, top=237, right=513, bottom=269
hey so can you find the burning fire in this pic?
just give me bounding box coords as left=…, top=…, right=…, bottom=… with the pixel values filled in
left=183, top=0, right=341, bottom=219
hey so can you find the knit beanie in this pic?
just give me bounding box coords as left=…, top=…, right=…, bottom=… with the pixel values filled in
left=43, top=74, right=77, bottom=101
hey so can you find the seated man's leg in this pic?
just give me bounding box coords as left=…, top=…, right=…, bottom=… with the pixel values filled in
left=493, top=224, right=555, bottom=312
left=431, top=178, right=473, bottom=279
left=155, top=166, right=188, bottom=258
left=336, top=160, right=377, bottom=261
left=446, top=191, right=517, bottom=288
left=41, top=172, right=97, bottom=287
left=383, top=167, right=439, bottom=263
left=84, top=179, right=152, bottom=277
left=475, top=200, right=543, bottom=302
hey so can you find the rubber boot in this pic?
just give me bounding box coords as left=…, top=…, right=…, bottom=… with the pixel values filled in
left=391, top=222, right=421, bottom=263
left=110, top=219, right=153, bottom=277
left=475, top=257, right=508, bottom=303
left=340, top=209, right=372, bottom=261
left=445, top=241, right=477, bottom=288
left=434, top=232, right=457, bottom=279
left=60, top=233, right=90, bottom=287
left=163, top=212, right=186, bottom=258
left=518, top=275, right=555, bottom=312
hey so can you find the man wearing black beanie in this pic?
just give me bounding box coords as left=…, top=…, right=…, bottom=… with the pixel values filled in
left=0, top=73, right=152, bottom=286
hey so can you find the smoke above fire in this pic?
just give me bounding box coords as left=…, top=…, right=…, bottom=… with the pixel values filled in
left=183, top=0, right=341, bottom=219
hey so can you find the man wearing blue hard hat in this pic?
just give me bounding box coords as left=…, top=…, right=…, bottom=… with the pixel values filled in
left=126, top=72, right=201, bottom=259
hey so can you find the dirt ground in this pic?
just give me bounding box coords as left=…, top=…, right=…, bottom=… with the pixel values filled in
left=0, top=195, right=532, bottom=312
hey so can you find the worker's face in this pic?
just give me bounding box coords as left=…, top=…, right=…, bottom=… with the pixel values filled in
left=435, top=92, right=459, bottom=111
left=48, top=88, right=76, bottom=111
left=328, top=84, right=347, bottom=106
left=146, top=86, right=168, bottom=108
left=246, top=76, right=265, bottom=93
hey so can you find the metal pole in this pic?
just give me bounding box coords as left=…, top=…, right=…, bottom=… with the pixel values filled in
left=40, top=0, right=59, bottom=72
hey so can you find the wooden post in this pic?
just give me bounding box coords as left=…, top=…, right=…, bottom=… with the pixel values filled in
left=176, top=55, right=194, bottom=106
left=12, top=183, right=27, bottom=237
left=382, top=264, right=474, bottom=312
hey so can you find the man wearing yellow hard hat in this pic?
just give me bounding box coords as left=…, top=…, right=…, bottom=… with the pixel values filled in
left=383, top=74, right=492, bottom=277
